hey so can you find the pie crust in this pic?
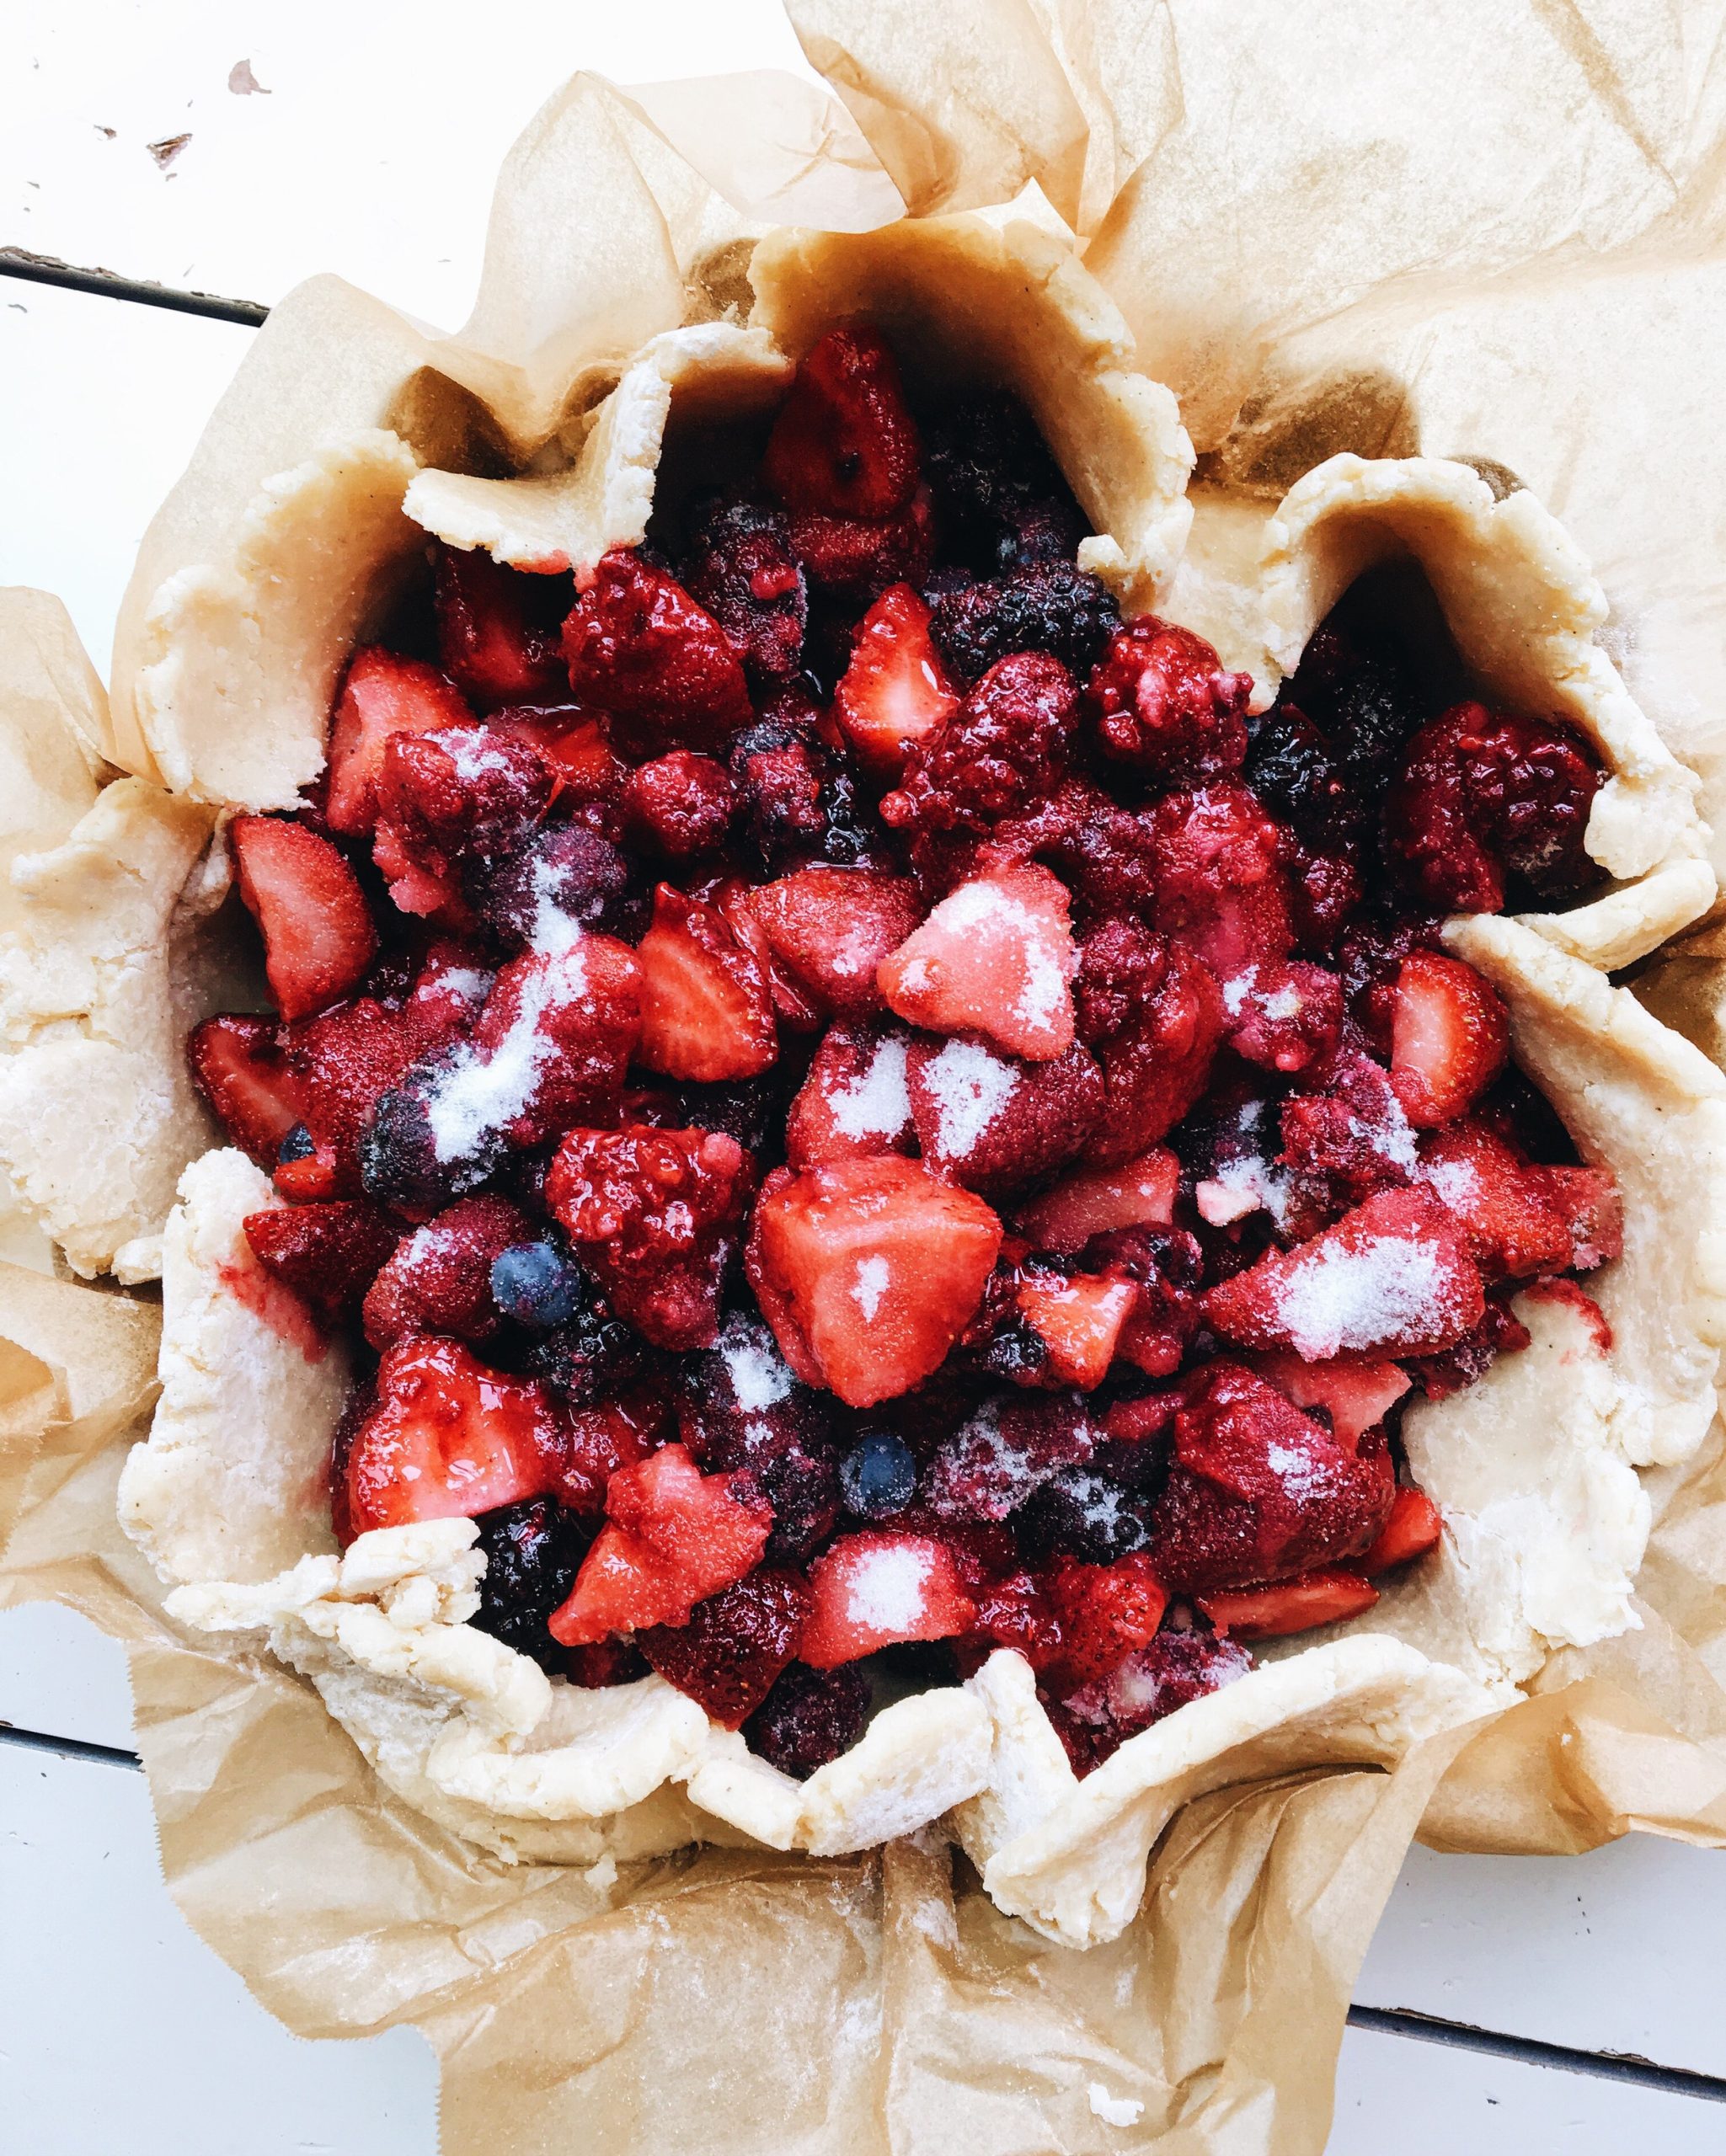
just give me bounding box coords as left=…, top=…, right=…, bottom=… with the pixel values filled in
left=6, top=210, right=1722, bottom=1945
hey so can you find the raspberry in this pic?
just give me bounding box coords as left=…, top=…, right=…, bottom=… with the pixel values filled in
left=371, top=726, right=553, bottom=913
left=547, top=1125, right=755, bottom=1352
left=1221, top=960, right=1344, bottom=1076
left=1049, top=1626, right=1253, bottom=1774
left=562, top=548, right=753, bottom=758
left=743, top=1661, right=871, bottom=1779
left=785, top=488, right=937, bottom=607
left=1384, top=707, right=1504, bottom=913
left=471, top=823, right=642, bottom=947
left=920, top=388, right=1086, bottom=570
left=978, top=780, right=1163, bottom=923
left=1280, top=1048, right=1419, bottom=1217
left=637, top=1569, right=809, bottom=1727
left=1074, top=921, right=1225, bottom=1164
left=1086, top=619, right=1252, bottom=780
left=907, top=1034, right=1101, bottom=1193
left=679, top=496, right=808, bottom=686
left=1461, top=709, right=1603, bottom=895
left=361, top=1193, right=536, bottom=1348
left=1086, top=1227, right=1203, bottom=1377
left=623, top=751, right=738, bottom=858
left=922, top=1390, right=1098, bottom=1524
left=471, top=1497, right=591, bottom=1669
left=1145, top=781, right=1293, bottom=980
left=927, top=562, right=1119, bottom=686
left=729, top=717, right=878, bottom=872
left=880, top=653, right=1080, bottom=839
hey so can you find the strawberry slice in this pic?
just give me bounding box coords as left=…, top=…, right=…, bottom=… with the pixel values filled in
left=798, top=1530, right=976, bottom=1668
left=345, top=1336, right=566, bottom=1537
left=832, top=583, right=960, bottom=776
left=1416, top=1121, right=1574, bottom=1278
left=747, top=1157, right=1002, bottom=1407
left=878, top=861, right=1078, bottom=1062
left=230, top=816, right=378, bottom=1022
left=325, top=648, right=473, bottom=837
left=750, top=867, right=923, bottom=1020
left=1016, top=1273, right=1137, bottom=1389
left=1013, top=1146, right=1179, bottom=1256
left=1197, top=1568, right=1380, bottom=1640
left=189, top=1014, right=304, bottom=1167
left=712, top=878, right=825, bottom=1032
left=490, top=707, right=630, bottom=811
left=1252, top=1351, right=1412, bottom=1449
left=562, top=549, right=753, bottom=759
left=433, top=543, right=569, bottom=712
left=762, top=323, right=922, bottom=520
left=1355, top=1486, right=1443, bottom=1573
left=906, top=1035, right=1101, bottom=1193
left=1389, top=951, right=1509, bottom=1125
left=784, top=1021, right=916, bottom=1169
left=548, top=1444, right=773, bottom=1645
left=1203, top=1188, right=1485, bottom=1359
left=242, top=1200, right=397, bottom=1326
left=635, top=884, right=778, bottom=1081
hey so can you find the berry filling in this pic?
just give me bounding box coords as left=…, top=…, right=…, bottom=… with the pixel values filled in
left=191, top=321, right=1621, bottom=1784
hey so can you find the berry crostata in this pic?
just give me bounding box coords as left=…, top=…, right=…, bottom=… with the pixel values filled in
left=48, top=215, right=1718, bottom=1946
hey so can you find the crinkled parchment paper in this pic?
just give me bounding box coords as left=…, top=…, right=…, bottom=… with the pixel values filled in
left=8, top=5, right=1726, bottom=2148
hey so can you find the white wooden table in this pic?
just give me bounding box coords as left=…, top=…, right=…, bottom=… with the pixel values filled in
left=4, top=6, right=1726, bottom=2148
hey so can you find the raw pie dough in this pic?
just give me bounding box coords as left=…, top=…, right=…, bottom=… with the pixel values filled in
left=6, top=211, right=1722, bottom=1945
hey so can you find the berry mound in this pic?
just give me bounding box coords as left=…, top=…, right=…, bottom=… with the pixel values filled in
left=194, top=318, right=1620, bottom=1785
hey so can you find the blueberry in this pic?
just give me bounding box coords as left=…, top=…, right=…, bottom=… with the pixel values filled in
left=490, top=1241, right=580, bottom=1329
left=277, top=1122, right=316, bottom=1164
left=839, top=1432, right=916, bottom=1519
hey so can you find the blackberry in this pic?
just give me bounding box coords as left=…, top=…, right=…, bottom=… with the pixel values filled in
left=928, top=561, right=1119, bottom=686
left=520, top=1273, right=641, bottom=1405
left=471, top=823, right=642, bottom=947
left=1246, top=704, right=1360, bottom=848
left=743, top=1661, right=871, bottom=1779
left=838, top=1432, right=917, bottom=1518
left=1288, top=625, right=1424, bottom=792
left=470, top=1497, right=591, bottom=1669
left=921, top=389, right=1087, bottom=571
left=680, top=494, right=808, bottom=687
left=729, top=714, right=883, bottom=871
left=359, top=1068, right=494, bottom=1216
left=1017, top=1467, right=1156, bottom=1565
left=679, top=1314, right=840, bottom=1562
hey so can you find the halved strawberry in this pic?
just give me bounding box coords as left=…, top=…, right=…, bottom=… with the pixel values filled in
left=230, top=816, right=378, bottom=1022
left=750, top=867, right=923, bottom=1020
left=637, top=1569, right=809, bottom=1727
left=242, top=1200, right=398, bottom=1327
left=1389, top=951, right=1509, bottom=1125
left=635, top=884, right=778, bottom=1081
left=1202, top=1187, right=1485, bottom=1359
left=784, top=1021, right=916, bottom=1170
left=1355, top=1486, right=1443, bottom=1574
left=712, top=878, right=825, bottom=1032
left=548, top=1444, right=772, bottom=1644
left=562, top=549, right=753, bottom=759
left=1252, top=1351, right=1412, bottom=1450
left=434, top=543, right=569, bottom=711
left=345, top=1336, right=565, bottom=1537
left=1017, top=1273, right=1137, bottom=1389
left=1416, top=1121, right=1573, bottom=1278
left=878, top=861, right=1077, bottom=1062
left=1013, top=1147, right=1179, bottom=1256
left=906, top=1035, right=1100, bottom=1193
left=1038, top=1553, right=1168, bottom=1692
left=1197, top=1568, right=1380, bottom=1639
left=798, top=1530, right=976, bottom=1668
left=490, top=707, right=629, bottom=816
left=325, top=648, right=473, bottom=837
left=762, top=323, right=922, bottom=520
left=747, top=1157, right=1002, bottom=1407
left=832, top=584, right=960, bottom=776
left=189, top=1014, right=304, bottom=1167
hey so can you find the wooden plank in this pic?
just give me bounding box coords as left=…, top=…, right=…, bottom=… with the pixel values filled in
left=0, top=1738, right=439, bottom=2153
left=1357, top=1838, right=1726, bottom=2081
left=0, top=276, right=254, bottom=670
left=1329, top=2024, right=1724, bottom=2155
left=3, top=0, right=819, bottom=322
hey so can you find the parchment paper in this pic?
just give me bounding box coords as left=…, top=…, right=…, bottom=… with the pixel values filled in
left=8, top=5, right=1726, bottom=2149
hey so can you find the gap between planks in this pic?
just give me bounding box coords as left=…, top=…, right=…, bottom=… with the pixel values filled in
left=1, top=1716, right=1722, bottom=2105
